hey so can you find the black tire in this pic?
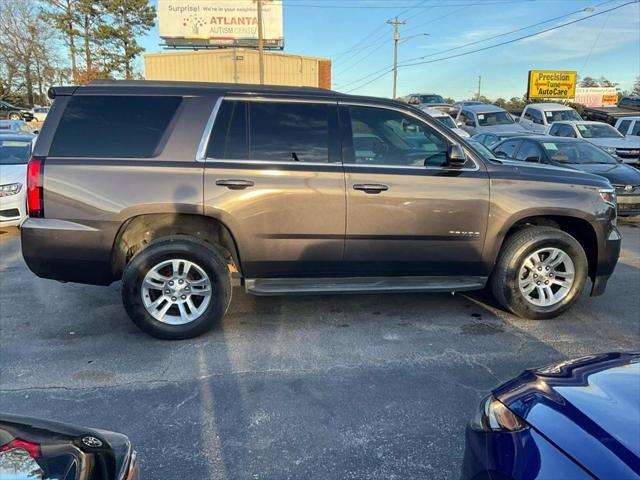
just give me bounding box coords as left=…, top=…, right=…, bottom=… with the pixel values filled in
left=8, top=112, right=21, bottom=120
left=491, top=227, right=588, bottom=319
left=121, top=235, right=232, bottom=339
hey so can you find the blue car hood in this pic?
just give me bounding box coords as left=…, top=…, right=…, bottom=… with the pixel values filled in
left=559, top=162, right=640, bottom=186
left=494, top=352, right=640, bottom=479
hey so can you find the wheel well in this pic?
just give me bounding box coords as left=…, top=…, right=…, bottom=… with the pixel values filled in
left=111, top=213, right=241, bottom=279
left=504, top=216, right=598, bottom=279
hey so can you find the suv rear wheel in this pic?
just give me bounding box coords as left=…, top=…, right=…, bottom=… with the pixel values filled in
left=491, top=227, right=587, bottom=319
left=8, top=112, right=21, bottom=120
left=121, top=236, right=232, bottom=339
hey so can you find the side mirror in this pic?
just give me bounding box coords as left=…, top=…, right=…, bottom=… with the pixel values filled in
left=456, top=121, right=464, bottom=127
left=448, top=144, right=466, bottom=165
left=465, top=120, right=475, bottom=127
left=495, top=151, right=508, bottom=159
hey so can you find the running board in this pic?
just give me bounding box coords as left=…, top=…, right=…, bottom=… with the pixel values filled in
left=244, top=276, right=487, bottom=296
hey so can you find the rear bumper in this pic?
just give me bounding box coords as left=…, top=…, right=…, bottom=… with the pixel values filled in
left=21, top=218, right=116, bottom=285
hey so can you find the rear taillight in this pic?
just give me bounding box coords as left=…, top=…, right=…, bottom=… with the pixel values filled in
left=1, top=439, right=41, bottom=458
left=27, top=156, right=45, bottom=217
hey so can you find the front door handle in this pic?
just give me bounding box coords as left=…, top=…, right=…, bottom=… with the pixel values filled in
left=215, top=179, right=255, bottom=190
left=353, top=183, right=389, bottom=194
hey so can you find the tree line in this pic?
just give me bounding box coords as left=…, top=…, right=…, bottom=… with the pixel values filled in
left=1, top=0, right=155, bottom=107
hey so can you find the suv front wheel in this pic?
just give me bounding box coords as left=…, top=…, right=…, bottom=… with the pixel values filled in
left=491, top=227, right=588, bottom=319
left=121, top=236, right=232, bottom=339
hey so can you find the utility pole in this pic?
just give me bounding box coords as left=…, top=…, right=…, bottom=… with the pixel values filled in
left=476, top=75, right=482, bottom=101
left=257, top=0, right=265, bottom=85
left=387, top=16, right=405, bottom=99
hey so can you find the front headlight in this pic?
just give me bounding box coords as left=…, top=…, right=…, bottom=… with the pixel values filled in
left=470, top=395, right=528, bottom=432
left=598, top=187, right=616, bottom=208
left=0, top=183, right=22, bottom=197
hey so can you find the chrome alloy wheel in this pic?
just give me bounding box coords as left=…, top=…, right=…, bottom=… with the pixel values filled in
left=518, top=247, right=575, bottom=307
left=141, top=259, right=212, bottom=325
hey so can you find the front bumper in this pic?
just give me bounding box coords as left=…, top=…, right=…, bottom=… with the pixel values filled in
left=0, top=189, right=27, bottom=227
left=615, top=192, right=640, bottom=216
left=590, top=224, right=621, bottom=296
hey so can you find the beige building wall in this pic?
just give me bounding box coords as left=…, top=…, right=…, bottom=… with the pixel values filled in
left=144, top=49, right=331, bottom=89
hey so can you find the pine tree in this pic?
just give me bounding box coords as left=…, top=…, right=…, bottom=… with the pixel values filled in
left=96, top=0, right=155, bottom=79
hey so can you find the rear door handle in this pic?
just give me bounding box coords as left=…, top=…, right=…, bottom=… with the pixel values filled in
left=353, top=183, right=389, bottom=194
left=215, top=179, right=255, bottom=190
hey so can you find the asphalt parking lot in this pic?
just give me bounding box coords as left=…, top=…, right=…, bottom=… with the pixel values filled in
left=1, top=221, right=639, bottom=480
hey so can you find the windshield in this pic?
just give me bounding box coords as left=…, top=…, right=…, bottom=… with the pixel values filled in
left=576, top=123, right=624, bottom=139
left=420, top=95, right=445, bottom=104
left=435, top=116, right=456, bottom=129
left=541, top=140, right=618, bottom=164
left=0, top=140, right=31, bottom=164
left=476, top=111, right=514, bottom=126
left=544, top=109, right=581, bottom=122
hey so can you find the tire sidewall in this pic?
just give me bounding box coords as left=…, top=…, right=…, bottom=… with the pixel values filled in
left=500, top=233, right=587, bottom=319
left=9, top=112, right=21, bottom=120
left=122, top=239, right=231, bottom=339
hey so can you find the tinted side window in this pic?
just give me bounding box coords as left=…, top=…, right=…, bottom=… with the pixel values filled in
left=494, top=139, right=521, bottom=158
left=50, top=95, right=181, bottom=158
left=459, top=111, right=474, bottom=126
left=515, top=141, right=543, bottom=162
left=616, top=120, right=631, bottom=135
left=344, top=106, right=450, bottom=167
left=207, top=100, right=248, bottom=159
left=549, top=124, right=561, bottom=136
left=632, top=121, right=640, bottom=136
left=530, top=109, right=544, bottom=124
left=249, top=102, right=330, bottom=163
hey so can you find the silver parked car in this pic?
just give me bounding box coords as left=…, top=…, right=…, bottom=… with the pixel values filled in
left=548, top=120, right=640, bottom=165
left=456, top=104, right=528, bottom=136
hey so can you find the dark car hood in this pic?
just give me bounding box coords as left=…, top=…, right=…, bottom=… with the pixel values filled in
left=494, top=352, right=640, bottom=479
left=559, top=162, right=640, bottom=186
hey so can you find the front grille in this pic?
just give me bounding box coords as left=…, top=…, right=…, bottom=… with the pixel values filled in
left=615, top=148, right=640, bottom=159
left=0, top=208, right=20, bottom=219
left=618, top=202, right=640, bottom=213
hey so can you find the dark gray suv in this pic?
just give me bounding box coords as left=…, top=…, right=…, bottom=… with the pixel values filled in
left=21, top=80, right=621, bottom=339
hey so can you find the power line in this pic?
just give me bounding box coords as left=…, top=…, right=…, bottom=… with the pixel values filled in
left=398, top=0, right=637, bottom=69
left=333, top=0, right=430, bottom=72
left=396, top=0, right=619, bottom=66
left=286, top=0, right=561, bottom=7
left=340, top=0, right=628, bottom=91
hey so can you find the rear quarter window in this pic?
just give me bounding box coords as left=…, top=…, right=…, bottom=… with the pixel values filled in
left=49, top=95, right=182, bottom=158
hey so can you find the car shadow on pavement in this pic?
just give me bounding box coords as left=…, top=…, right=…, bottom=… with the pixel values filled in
left=1, top=224, right=639, bottom=479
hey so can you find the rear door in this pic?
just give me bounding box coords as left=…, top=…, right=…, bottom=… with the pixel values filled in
left=339, top=102, right=490, bottom=277
left=203, top=97, right=345, bottom=278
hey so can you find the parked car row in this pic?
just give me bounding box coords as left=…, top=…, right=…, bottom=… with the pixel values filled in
left=0, top=101, right=49, bottom=123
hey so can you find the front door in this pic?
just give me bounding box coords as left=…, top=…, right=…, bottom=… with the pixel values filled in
left=339, top=103, right=490, bottom=277
left=204, top=97, right=345, bottom=278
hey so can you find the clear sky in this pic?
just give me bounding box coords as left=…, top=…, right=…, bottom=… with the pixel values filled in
left=139, top=0, right=640, bottom=100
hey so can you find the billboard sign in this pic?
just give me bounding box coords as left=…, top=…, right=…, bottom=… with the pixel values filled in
left=574, top=87, right=618, bottom=107
left=527, top=70, right=577, bottom=100
left=158, top=0, right=284, bottom=49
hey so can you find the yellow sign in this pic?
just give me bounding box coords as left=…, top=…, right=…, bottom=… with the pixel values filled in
left=528, top=70, right=577, bottom=99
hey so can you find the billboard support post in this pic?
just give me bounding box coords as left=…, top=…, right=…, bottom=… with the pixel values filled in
left=257, top=0, right=265, bottom=84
